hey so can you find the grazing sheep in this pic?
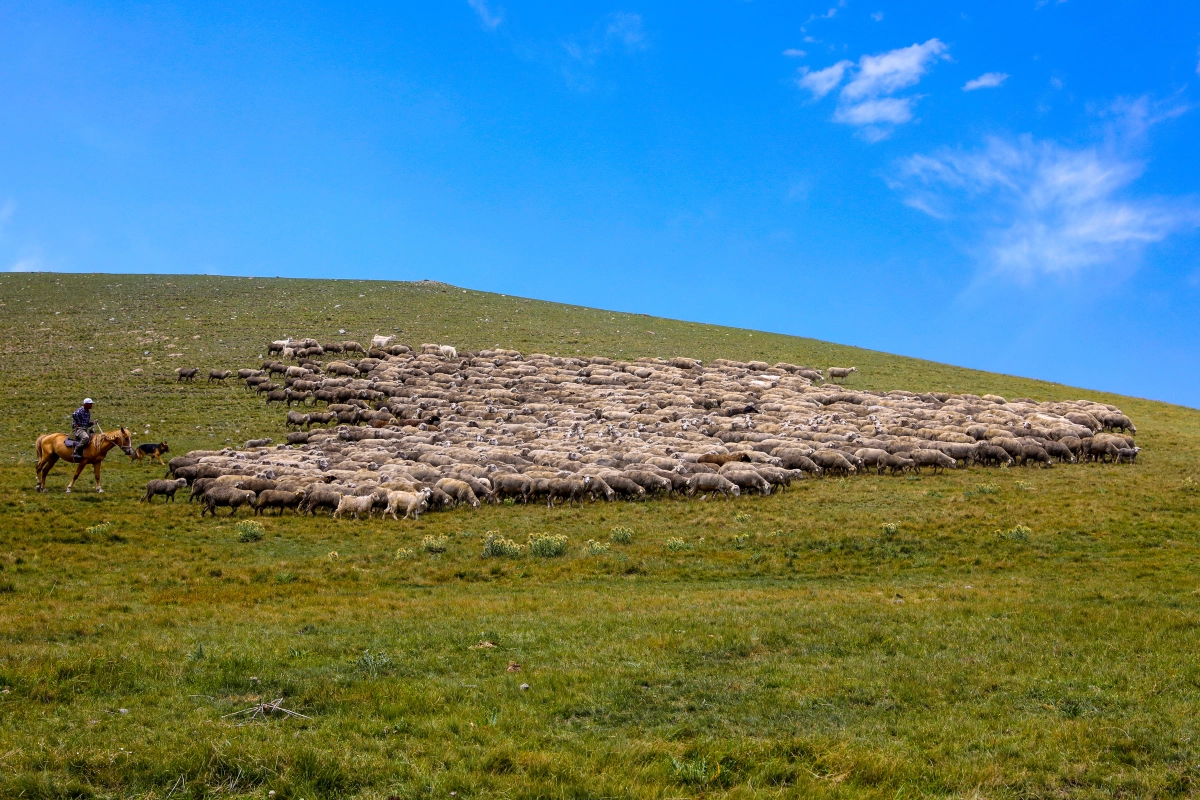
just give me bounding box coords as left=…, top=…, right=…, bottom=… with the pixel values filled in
left=384, top=488, right=431, bottom=520
left=546, top=475, right=593, bottom=507
left=1018, top=444, right=1054, bottom=468
left=302, top=486, right=344, bottom=516
left=244, top=438, right=273, bottom=449
left=1083, top=437, right=1121, bottom=463
left=175, top=367, right=199, bottom=381
left=720, top=468, right=772, bottom=495
left=143, top=478, right=188, bottom=503
left=1043, top=440, right=1077, bottom=463
left=686, top=473, right=740, bottom=499
left=371, top=335, right=395, bottom=349
left=333, top=493, right=380, bottom=520
left=489, top=473, right=532, bottom=503
left=286, top=432, right=310, bottom=444
left=201, top=486, right=256, bottom=517
left=601, top=474, right=647, bottom=500
left=796, top=369, right=824, bottom=382
left=811, top=449, right=856, bottom=476
left=826, top=367, right=858, bottom=382
left=910, top=449, right=958, bottom=475
left=623, top=470, right=673, bottom=496
left=971, top=444, right=1013, bottom=468
left=436, top=478, right=481, bottom=508
left=854, top=448, right=891, bottom=474
left=208, top=370, right=233, bottom=382
left=440, top=345, right=458, bottom=360
left=254, top=490, right=305, bottom=516
left=286, top=411, right=310, bottom=430
left=881, top=453, right=916, bottom=475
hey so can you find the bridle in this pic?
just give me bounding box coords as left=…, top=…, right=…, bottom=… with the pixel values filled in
left=95, top=426, right=134, bottom=457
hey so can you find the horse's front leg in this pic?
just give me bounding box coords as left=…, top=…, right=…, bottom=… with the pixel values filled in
left=94, top=462, right=104, bottom=492
left=67, top=461, right=86, bottom=493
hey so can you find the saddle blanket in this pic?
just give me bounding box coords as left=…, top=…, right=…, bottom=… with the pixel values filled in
left=65, top=439, right=79, bottom=448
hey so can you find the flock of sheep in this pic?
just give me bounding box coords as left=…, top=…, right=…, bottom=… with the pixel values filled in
left=159, top=336, right=1141, bottom=519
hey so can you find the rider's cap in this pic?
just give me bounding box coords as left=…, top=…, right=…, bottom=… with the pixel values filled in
left=83, top=398, right=94, bottom=404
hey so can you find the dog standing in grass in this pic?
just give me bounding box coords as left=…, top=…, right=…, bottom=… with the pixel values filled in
left=130, top=441, right=170, bottom=465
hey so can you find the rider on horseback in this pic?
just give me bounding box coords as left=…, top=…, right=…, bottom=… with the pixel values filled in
left=72, top=398, right=96, bottom=462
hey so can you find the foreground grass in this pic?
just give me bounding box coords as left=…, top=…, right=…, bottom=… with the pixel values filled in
left=1, top=273, right=1199, bottom=798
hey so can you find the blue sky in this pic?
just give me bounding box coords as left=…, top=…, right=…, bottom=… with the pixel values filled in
left=2, top=2, right=1199, bottom=406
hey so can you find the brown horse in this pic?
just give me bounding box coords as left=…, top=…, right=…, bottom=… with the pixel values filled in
left=35, top=428, right=133, bottom=493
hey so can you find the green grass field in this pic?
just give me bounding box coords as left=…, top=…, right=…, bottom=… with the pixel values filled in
left=2, top=273, right=1199, bottom=799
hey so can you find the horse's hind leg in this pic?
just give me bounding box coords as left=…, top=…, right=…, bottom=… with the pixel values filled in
left=66, top=461, right=87, bottom=493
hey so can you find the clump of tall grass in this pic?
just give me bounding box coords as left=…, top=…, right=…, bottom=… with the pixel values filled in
left=356, top=650, right=393, bottom=679
left=422, top=535, right=448, bottom=554
left=528, top=532, right=569, bottom=558
left=394, top=547, right=415, bottom=560
left=85, top=522, right=112, bottom=537
left=731, top=533, right=752, bottom=549
left=665, top=537, right=691, bottom=552
left=585, top=539, right=611, bottom=555
left=998, top=524, right=1031, bottom=541
left=964, top=483, right=999, bottom=498
left=610, top=526, right=634, bottom=544
left=733, top=512, right=751, bottom=524
left=482, top=532, right=523, bottom=558
left=881, top=522, right=899, bottom=536
left=235, top=520, right=265, bottom=542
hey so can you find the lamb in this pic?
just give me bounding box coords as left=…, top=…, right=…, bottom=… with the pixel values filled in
left=686, top=473, right=740, bottom=498
left=201, top=486, right=257, bottom=517
left=1116, top=446, right=1141, bottom=464
left=208, top=370, right=233, bottom=382
left=384, top=488, right=431, bottom=520
left=826, top=367, right=858, bottom=382
left=254, top=490, right=305, bottom=515
left=371, top=334, right=395, bottom=349
left=332, top=493, right=380, bottom=519
left=268, top=338, right=293, bottom=355
left=440, top=345, right=458, bottom=360
left=175, top=367, right=199, bottom=381
left=244, top=438, right=273, bottom=449
left=435, top=478, right=481, bottom=508
left=142, top=478, right=188, bottom=503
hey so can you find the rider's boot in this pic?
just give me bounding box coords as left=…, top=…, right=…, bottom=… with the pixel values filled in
left=73, top=444, right=86, bottom=462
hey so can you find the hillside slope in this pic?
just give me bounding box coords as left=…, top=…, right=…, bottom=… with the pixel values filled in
left=0, top=273, right=1198, bottom=799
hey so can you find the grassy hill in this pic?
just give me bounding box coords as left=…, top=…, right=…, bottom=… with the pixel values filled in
left=1, top=273, right=1198, bottom=799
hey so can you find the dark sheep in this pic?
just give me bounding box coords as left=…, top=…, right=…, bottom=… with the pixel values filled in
left=302, top=485, right=344, bottom=515
left=175, top=367, right=199, bottom=381
left=254, top=490, right=305, bottom=515
left=201, top=486, right=256, bottom=517
left=489, top=473, right=532, bottom=503
left=685, top=473, right=740, bottom=498
left=910, top=449, right=958, bottom=475
left=143, top=478, right=187, bottom=503
left=245, top=438, right=273, bottom=449
left=208, top=370, right=233, bottom=382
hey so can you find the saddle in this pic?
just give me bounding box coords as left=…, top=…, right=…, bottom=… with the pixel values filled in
left=65, top=439, right=79, bottom=448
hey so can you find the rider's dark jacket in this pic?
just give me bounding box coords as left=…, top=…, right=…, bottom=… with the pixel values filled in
left=72, top=406, right=92, bottom=430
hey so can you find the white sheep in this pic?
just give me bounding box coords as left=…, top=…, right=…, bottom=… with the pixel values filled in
left=439, top=345, right=458, bottom=360
left=332, top=493, right=378, bottom=520
left=371, top=334, right=395, bottom=349
left=384, top=488, right=431, bottom=520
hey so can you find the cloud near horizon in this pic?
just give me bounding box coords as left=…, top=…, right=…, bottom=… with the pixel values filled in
left=798, top=39, right=947, bottom=140
left=894, top=135, right=1200, bottom=279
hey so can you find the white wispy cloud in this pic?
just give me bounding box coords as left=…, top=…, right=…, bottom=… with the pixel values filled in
left=468, top=0, right=502, bottom=30
left=797, top=60, right=852, bottom=99
left=963, top=71, right=1008, bottom=91
left=605, top=12, right=646, bottom=51
left=840, top=39, right=947, bottom=101
left=782, top=48, right=807, bottom=58
left=871, top=11, right=884, bottom=21
left=893, top=135, right=1200, bottom=279
left=797, top=39, right=947, bottom=140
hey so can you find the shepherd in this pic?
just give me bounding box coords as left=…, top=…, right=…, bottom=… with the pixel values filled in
left=35, top=400, right=132, bottom=492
